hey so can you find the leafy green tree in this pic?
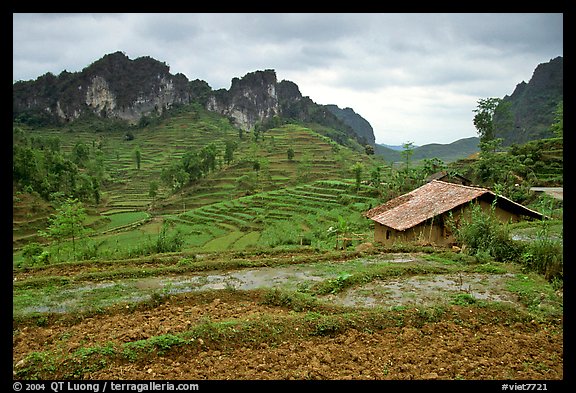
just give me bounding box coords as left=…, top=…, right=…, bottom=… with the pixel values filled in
left=91, top=176, right=101, bottom=205
left=252, top=159, right=261, bottom=177
left=224, top=140, right=238, bottom=165
left=40, top=197, right=87, bottom=255
left=287, top=147, right=295, bottom=161
left=149, top=180, right=159, bottom=199
left=134, top=146, right=142, bottom=170
left=74, top=173, right=96, bottom=203
left=161, top=162, right=190, bottom=191
left=72, top=142, right=90, bottom=168
left=473, top=137, right=526, bottom=197
left=200, top=143, right=218, bottom=173
left=87, top=149, right=106, bottom=182
left=418, top=157, right=446, bottom=179
left=253, top=127, right=261, bottom=142
left=401, top=141, right=415, bottom=169
left=350, top=162, right=364, bottom=191
left=182, top=150, right=203, bottom=182
left=370, top=165, right=382, bottom=188
left=473, top=98, right=501, bottom=146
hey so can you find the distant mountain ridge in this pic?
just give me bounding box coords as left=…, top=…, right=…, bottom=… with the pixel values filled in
left=13, top=52, right=561, bottom=152
left=375, top=136, right=480, bottom=164
left=12, top=52, right=373, bottom=148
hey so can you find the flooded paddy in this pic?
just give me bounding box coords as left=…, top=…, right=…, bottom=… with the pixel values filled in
left=15, top=253, right=526, bottom=317
left=324, top=272, right=518, bottom=309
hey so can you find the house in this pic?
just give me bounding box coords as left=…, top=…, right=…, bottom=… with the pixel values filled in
left=365, top=180, right=545, bottom=246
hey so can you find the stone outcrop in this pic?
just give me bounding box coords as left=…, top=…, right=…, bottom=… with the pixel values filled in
left=207, top=70, right=282, bottom=130
left=13, top=52, right=194, bottom=124
left=13, top=52, right=376, bottom=147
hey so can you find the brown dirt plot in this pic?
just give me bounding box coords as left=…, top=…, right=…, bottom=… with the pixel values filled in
left=13, top=289, right=563, bottom=381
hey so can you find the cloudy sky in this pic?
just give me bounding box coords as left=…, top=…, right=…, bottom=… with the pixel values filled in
left=13, top=13, right=563, bottom=146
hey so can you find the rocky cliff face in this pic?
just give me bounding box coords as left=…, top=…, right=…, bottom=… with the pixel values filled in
left=206, top=70, right=282, bottom=130
left=494, top=56, right=563, bottom=145
left=13, top=52, right=375, bottom=147
left=13, top=52, right=195, bottom=124
left=207, top=70, right=375, bottom=146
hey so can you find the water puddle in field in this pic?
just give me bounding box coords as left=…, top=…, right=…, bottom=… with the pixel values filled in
left=18, top=254, right=521, bottom=315
left=323, top=273, right=518, bottom=309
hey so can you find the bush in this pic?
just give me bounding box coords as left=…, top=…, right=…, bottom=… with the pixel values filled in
left=521, top=238, right=563, bottom=281
left=126, top=223, right=184, bottom=257
left=450, top=202, right=522, bottom=262
left=21, top=243, right=50, bottom=266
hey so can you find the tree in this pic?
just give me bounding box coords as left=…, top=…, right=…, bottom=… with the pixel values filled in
left=72, top=142, right=90, bottom=168
left=252, top=159, right=261, bottom=175
left=182, top=150, right=203, bottom=182
left=149, top=180, right=159, bottom=199
left=253, top=127, right=261, bottom=142
left=200, top=143, right=218, bottom=173
left=161, top=162, right=190, bottom=191
left=400, top=141, right=415, bottom=169
left=350, top=162, right=364, bottom=192
left=287, top=147, right=295, bottom=161
left=134, top=146, right=142, bottom=170
left=473, top=98, right=501, bottom=146
left=40, top=197, right=87, bottom=256
left=91, top=176, right=101, bottom=205
left=224, top=140, right=237, bottom=165
left=364, top=144, right=375, bottom=155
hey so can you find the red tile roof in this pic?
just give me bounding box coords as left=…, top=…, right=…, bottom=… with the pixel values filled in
left=365, top=180, right=543, bottom=231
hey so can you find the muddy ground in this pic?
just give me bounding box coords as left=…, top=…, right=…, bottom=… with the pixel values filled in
left=13, top=252, right=564, bottom=381
left=13, top=290, right=563, bottom=381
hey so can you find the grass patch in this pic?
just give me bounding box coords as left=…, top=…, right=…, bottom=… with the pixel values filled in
left=505, top=273, right=563, bottom=320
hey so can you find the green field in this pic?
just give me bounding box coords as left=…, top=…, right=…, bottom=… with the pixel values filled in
left=13, top=108, right=386, bottom=264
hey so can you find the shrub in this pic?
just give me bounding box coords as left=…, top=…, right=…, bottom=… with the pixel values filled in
left=449, top=202, right=522, bottom=262
left=520, top=195, right=563, bottom=281
left=521, top=238, right=563, bottom=281
left=21, top=243, right=50, bottom=266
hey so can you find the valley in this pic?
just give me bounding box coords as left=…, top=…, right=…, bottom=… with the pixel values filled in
left=12, top=59, right=563, bottom=381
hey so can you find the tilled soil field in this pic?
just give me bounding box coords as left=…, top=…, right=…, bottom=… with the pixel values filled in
left=13, top=289, right=563, bottom=381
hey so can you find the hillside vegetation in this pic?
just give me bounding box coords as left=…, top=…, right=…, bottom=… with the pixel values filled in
left=13, top=97, right=564, bottom=265
left=13, top=104, right=383, bottom=264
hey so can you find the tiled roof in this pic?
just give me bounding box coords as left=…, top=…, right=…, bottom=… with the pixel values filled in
left=365, top=180, right=542, bottom=231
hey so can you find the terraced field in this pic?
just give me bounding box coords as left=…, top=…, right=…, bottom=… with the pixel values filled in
left=13, top=110, right=382, bottom=264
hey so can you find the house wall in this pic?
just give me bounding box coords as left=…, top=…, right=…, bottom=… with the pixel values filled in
left=373, top=200, right=525, bottom=247
left=374, top=221, right=446, bottom=245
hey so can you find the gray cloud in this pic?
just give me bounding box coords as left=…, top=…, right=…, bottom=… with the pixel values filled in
left=12, top=13, right=563, bottom=145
